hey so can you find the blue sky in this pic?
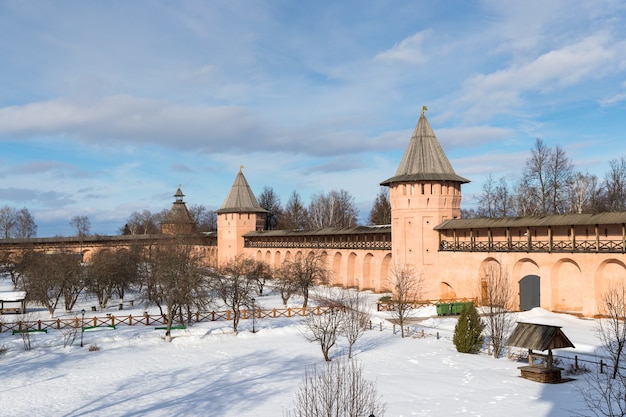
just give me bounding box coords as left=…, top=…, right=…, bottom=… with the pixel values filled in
left=1, top=1, right=626, bottom=237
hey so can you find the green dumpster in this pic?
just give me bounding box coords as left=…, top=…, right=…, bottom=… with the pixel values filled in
left=452, top=301, right=474, bottom=315
left=436, top=303, right=453, bottom=316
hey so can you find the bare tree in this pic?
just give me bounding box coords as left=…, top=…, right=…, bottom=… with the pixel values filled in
left=520, top=138, right=574, bottom=216
left=581, top=284, right=626, bottom=417
left=523, top=137, right=552, bottom=215
left=340, top=289, right=371, bottom=359
left=274, top=264, right=300, bottom=306
left=477, top=173, right=498, bottom=217
left=0, top=206, right=37, bottom=239
left=257, top=186, right=283, bottom=230
left=546, top=144, right=575, bottom=214
left=0, top=206, right=16, bottom=239
left=120, top=210, right=161, bottom=235
left=85, top=249, right=117, bottom=309
left=289, top=359, right=386, bottom=417
left=17, top=251, right=82, bottom=317
left=86, top=247, right=141, bottom=309
left=70, top=215, right=91, bottom=237
left=480, top=260, right=515, bottom=358
left=302, top=300, right=344, bottom=361
left=605, top=156, right=626, bottom=212
left=188, top=205, right=217, bottom=233
left=514, top=174, right=541, bottom=217
left=142, top=240, right=206, bottom=341
left=0, top=250, right=21, bottom=288
left=251, top=261, right=272, bottom=296
left=598, top=285, right=626, bottom=379
left=389, top=264, right=423, bottom=338
left=210, top=255, right=263, bottom=335
left=568, top=171, right=603, bottom=214
left=60, top=254, right=85, bottom=312
left=308, top=189, right=358, bottom=229
left=368, top=187, right=391, bottom=225
left=282, top=190, right=309, bottom=229
left=14, top=208, right=37, bottom=238
left=282, top=251, right=330, bottom=308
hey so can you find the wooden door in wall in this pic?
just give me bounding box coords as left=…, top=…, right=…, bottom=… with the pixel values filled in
left=519, top=275, right=540, bottom=311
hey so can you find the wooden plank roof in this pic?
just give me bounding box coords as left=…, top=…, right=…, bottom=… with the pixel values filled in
left=435, top=212, right=626, bottom=230
left=217, top=168, right=268, bottom=214
left=244, top=225, right=391, bottom=238
left=507, top=322, right=575, bottom=351
left=380, top=111, right=469, bottom=186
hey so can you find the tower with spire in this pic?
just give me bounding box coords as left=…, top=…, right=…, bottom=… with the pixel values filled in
left=381, top=107, right=469, bottom=289
left=216, top=166, right=268, bottom=264
left=161, top=185, right=197, bottom=235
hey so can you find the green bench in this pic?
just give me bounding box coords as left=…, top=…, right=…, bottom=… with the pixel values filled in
left=154, top=325, right=186, bottom=330
left=82, top=325, right=116, bottom=332
left=12, top=329, right=48, bottom=335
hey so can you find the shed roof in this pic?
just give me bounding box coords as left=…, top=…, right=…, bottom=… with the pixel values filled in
left=0, top=291, right=26, bottom=302
left=507, top=322, right=575, bottom=351
left=435, top=212, right=626, bottom=230
left=380, top=109, right=469, bottom=186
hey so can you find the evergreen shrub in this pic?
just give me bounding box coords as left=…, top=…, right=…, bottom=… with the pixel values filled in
left=453, top=302, right=485, bottom=354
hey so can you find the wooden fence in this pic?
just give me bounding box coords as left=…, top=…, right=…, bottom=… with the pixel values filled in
left=376, top=297, right=478, bottom=312
left=0, top=305, right=336, bottom=334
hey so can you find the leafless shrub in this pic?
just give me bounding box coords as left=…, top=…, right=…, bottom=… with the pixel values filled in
left=15, top=313, right=36, bottom=351
left=388, top=264, right=423, bottom=338
left=60, top=325, right=78, bottom=348
left=480, top=259, right=515, bottom=358
left=566, top=362, right=590, bottom=376
left=579, top=284, right=626, bottom=417
left=302, top=303, right=344, bottom=362
left=88, top=344, right=100, bottom=352
left=288, top=358, right=386, bottom=417
left=340, top=289, right=371, bottom=359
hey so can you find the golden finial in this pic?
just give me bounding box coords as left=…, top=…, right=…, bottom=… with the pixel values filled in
left=239, top=165, right=244, bottom=172
left=421, top=105, right=428, bottom=116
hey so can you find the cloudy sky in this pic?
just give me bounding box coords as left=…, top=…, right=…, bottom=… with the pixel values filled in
left=1, top=1, right=626, bottom=237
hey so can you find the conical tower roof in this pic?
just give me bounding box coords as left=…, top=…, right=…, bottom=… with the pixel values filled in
left=380, top=108, right=469, bottom=185
left=217, top=167, right=268, bottom=214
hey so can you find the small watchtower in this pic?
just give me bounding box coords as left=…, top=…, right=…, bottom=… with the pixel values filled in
left=161, top=185, right=197, bottom=235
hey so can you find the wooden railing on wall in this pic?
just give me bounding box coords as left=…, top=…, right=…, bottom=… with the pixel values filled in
left=439, top=239, right=626, bottom=253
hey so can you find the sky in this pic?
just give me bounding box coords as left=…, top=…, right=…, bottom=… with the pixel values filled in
left=1, top=1, right=626, bottom=237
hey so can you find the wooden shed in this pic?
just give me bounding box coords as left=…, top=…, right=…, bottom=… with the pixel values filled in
left=507, top=322, right=575, bottom=383
left=0, top=291, right=26, bottom=314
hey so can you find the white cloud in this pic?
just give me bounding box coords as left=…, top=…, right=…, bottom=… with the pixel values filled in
left=458, top=33, right=618, bottom=120
left=374, top=30, right=431, bottom=64
left=599, top=80, right=626, bottom=106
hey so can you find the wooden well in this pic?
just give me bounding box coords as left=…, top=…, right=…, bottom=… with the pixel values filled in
left=507, top=322, right=575, bottom=383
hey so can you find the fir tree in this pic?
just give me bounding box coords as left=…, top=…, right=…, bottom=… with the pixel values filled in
left=453, top=303, right=485, bottom=354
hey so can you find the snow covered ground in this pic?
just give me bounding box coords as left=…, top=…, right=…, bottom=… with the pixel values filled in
left=0, top=277, right=601, bottom=417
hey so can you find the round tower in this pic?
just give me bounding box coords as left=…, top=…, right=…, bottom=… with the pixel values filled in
left=380, top=107, right=469, bottom=294
left=216, top=167, right=268, bottom=265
